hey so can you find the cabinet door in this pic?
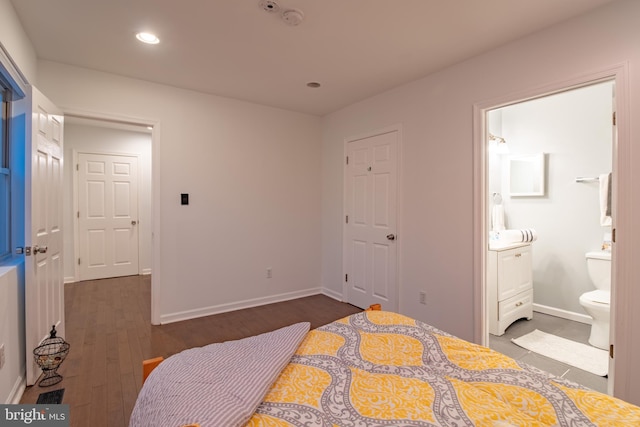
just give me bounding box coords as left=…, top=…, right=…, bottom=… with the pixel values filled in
left=514, top=246, right=533, bottom=294
left=497, top=246, right=532, bottom=300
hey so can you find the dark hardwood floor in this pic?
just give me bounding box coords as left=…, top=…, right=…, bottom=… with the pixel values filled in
left=20, top=275, right=362, bottom=427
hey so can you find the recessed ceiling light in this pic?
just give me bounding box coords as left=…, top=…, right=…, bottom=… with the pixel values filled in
left=306, top=82, right=321, bottom=88
left=136, top=32, right=160, bottom=45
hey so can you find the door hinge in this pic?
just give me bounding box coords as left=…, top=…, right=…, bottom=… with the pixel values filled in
left=613, top=112, right=616, bottom=126
left=612, top=228, right=616, bottom=243
left=76, top=163, right=79, bottom=171
left=345, top=274, right=348, bottom=282
left=346, top=215, right=349, bottom=224
left=346, top=156, right=349, bottom=165
left=610, top=344, right=614, bottom=358
left=77, top=211, right=80, bottom=219
left=78, top=258, right=81, bottom=265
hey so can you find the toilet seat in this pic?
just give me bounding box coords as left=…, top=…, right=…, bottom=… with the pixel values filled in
left=580, top=290, right=610, bottom=305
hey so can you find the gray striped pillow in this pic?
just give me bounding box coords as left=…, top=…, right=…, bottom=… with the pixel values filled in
left=129, top=321, right=310, bottom=427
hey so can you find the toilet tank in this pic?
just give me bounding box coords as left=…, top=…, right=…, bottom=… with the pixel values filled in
left=585, top=251, right=611, bottom=291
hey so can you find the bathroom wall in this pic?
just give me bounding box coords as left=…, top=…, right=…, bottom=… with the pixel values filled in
left=488, top=81, right=613, bottom=318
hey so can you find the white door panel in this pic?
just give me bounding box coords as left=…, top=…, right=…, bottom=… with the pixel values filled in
left=345, top=130, right=398, bottom=311
left=87, top=230, right=106, bottom=267
left=78, top=153, right=139, bottom=280
left=373, top=243, right=390, bottom=299
left=25, top=87, right=65, bottom=386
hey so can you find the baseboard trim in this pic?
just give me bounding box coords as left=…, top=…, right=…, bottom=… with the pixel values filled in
left=64, top=276, right=76, bottom=284
left=141, top=268, right=152, bottom=275
left=7, top=375, right=25, bottom=405
left=159, top=287, right=323, bottom=324
left=533, top=303, right=592, bottom=325
left=321, top=287, right=344, bottom=302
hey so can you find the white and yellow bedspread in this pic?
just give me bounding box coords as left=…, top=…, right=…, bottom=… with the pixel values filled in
left=248, top=311, right=640, bottom=426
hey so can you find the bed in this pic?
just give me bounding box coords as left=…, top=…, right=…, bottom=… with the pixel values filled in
left=130, top=309, right=640, bottom=426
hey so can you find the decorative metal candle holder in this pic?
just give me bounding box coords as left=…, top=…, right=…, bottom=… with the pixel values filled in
left=33, top=325, right=70, bottom=387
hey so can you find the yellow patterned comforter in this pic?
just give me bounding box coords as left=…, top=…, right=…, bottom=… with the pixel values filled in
left=247, top=311, right=640, bottom=426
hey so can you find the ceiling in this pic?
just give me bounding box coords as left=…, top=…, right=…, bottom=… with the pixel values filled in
left=11, top=0, right=615, bottom=116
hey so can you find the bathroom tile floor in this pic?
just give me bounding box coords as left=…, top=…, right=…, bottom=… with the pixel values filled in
left=489, top=312, right=608, bottom=394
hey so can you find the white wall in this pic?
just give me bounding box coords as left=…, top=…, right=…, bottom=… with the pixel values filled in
left=492, top=82, right=612, bottom=317
left=321, top=0, right=640, bottom=404
left=0, top=0, right=36, bottom=405
left=0, top=265, right=25, bottom=404
left=63, top=123, right=153, bottom=281
left=0, top=0, right=37, bottom=84
left=37, top=61, right=323, bottom=322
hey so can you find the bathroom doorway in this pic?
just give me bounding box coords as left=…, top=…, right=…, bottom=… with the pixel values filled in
left=483, top=79, right=615, bottom=392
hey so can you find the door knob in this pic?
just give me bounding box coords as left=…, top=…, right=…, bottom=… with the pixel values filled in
left=386, top=234, right=396, bottom=241
left=33, top=245, right=48, bottom=254
left=131, top=220, right=138, bottom=225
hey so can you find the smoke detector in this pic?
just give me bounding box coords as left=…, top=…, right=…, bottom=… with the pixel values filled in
left=259, top=0, right=280, bottom=13
left=282, top=8, right=304, bottom=26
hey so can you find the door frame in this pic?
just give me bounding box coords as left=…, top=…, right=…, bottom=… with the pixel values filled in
left=73, top=150, right=142, bottom=281
left=342, top=124, right=403, bottom=312
left=62, top=108, right=162, bottom=325
left=472, top=63, right=630, bottom=398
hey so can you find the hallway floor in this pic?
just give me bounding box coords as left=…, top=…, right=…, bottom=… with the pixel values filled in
left=489, top=312, right=608, bottom=393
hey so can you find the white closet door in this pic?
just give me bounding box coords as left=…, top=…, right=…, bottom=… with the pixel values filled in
left=344, top=129, right=398, bottom=311
left=78, top=153, right=139, bottom=280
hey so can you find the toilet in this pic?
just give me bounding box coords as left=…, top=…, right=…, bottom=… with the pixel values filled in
left=579, top=250, right=611, bottom=350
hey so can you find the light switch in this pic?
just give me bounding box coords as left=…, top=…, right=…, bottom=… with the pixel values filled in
left=181, top=193, right=189, bottom=205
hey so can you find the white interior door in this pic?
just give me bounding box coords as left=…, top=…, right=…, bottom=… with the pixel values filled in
left=78, top=153, right=139, bottom=281
left=25, top=87, right=65, bottom=385
left=344, top=129, right=398, bottom=311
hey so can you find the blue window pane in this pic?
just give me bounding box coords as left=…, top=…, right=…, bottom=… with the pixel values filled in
left=0, top=173, right=8, bottom=258
left=0, top=89, right=9, bottom=259
left=0, top=89, right=5, bottom=168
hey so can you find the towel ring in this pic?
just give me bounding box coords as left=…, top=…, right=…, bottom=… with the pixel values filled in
left=493, top=193, right=503, bottom=205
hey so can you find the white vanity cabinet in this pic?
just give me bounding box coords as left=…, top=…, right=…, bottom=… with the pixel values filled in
left=488, top=243, right=533, bottom=336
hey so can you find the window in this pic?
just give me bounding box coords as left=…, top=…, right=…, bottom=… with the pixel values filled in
left=0, top=88, right=9, bottom=259
left=0, top=47, right=26, bottom=262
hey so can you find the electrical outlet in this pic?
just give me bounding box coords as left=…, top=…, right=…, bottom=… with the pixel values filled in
left=0, top=343, right=5, bottom=370
left=266, top=268, right=272, bottom=279
left=419, top=292, right=427, bottom=305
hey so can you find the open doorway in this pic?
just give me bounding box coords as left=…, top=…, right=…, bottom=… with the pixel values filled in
left=472, top=64, right=634, bottom=398
left=62, top=116, right=153, bottom=283
left=484, top=80, right=614, bottom=393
